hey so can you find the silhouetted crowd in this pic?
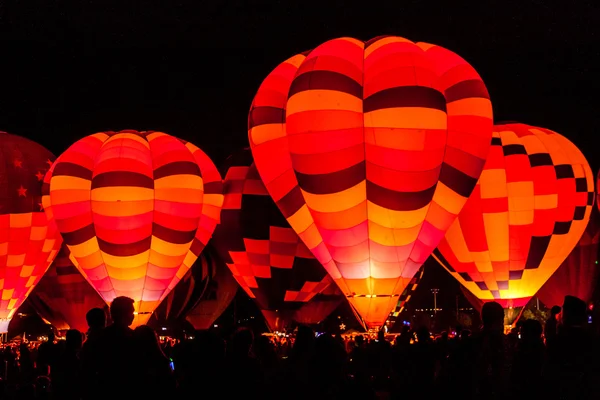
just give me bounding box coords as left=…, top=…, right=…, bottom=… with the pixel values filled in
left=1, top=294, right=599, bottom=399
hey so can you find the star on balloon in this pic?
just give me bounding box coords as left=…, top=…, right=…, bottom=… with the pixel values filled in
left=35, top=171, right=45, bottom=181
left=17, top=185, right=27, bottom=197
left=339, top=323, right=346, bottom=331
left=46, top=159, right=53, bottom=167
left=13, top=159, right=23, bottom=168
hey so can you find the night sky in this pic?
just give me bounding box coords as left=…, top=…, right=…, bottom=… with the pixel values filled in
left=1, top=1, right=598, bottom=313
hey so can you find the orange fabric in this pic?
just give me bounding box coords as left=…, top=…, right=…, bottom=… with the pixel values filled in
left=436, top=122, right=594, bottom=308
left=44, top=130, right=223, bottom=327
left=249, top=36, right=493, bottom=327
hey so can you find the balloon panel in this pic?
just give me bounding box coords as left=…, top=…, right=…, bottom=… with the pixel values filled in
left=537, top=210, right=600, bottom=307
left=390, top=266, right=424, bottom=318
left=153, top=245, right=218, bottom=323
left=186, top=251, right=238, bottom=330
left=0, top=132, right=63, bottom=332
left=212, top=149, right=331, bottom=328
left=44, top=130, right=223, bottom=326
left=28, top=245, right=105, bottom=332
left=437, top=123, right=594, bottom=308
left=249, top=36, right=493, bottom=327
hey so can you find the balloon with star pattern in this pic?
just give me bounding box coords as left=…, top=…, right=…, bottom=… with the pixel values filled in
left=0, top=131, right=63, bottom=332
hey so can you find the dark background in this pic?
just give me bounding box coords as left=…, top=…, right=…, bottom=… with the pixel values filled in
left=1, top=1, right=598, bottom=314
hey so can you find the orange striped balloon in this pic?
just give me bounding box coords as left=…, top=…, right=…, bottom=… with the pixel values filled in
left=435, top=122, right=594, bottom=323
left=43, top=130, right=223, bottom=326
left=249, top=36, right=493, bottom=328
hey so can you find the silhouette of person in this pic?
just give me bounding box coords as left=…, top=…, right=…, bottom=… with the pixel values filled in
left=95, top=296, right=137, bottom=397
left=37, top=331, right=58, bottom=377
left=133, top=325, right=176, bottom=397
left=544, top=305, right=561, bottom=349
left=474, top=301, right=512, bottom=399
left=81, top=307, right=107, bottom=400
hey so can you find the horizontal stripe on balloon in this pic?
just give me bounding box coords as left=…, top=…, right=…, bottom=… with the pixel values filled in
left=92, top=171, right=154, bottom=189
left=154, top=161, right=201, bottom=179
left=367, top=181, right=436, bottom=211
left=276, top=186, right=305, bottom=219
left=248, top=106, right=285, bottom=129
left=295, top=161, right=366, bottom=195
left=444, top=79, right=490, bottom=102
left=61, top=224, right=96, bottom=246
left=97, top=236, right=151, bottom=256
left=438, top=163, right=479, bottom=198
left=363, top=86, right=447, bottom=113
left=152, top=223, right=197, bottom=244
left=53, top=162, right=93, bottom=180
left=288, top=70, right=363, bottom=99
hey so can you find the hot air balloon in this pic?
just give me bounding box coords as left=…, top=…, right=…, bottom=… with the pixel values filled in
left=43, top=130, right=223, bottom=327
left=537, top=210, right=600, bottom=308
left=459, top=284, right=484, bottom=314
left=0, top=132, right=63, bottom=333
left=27, top=246, right=105, bottom=332
left=185, top=252, right=238, bottom=331
left=435, top=122, right=594, bottom=326
left=292, top=277, right=344, bottom=326
left=151, top=244, right=221, bottom=326
left=25, top=295, right=70, bottom=331
left=212, top=148, right=334, bottom=331
left=248, top=36, right=493, bottom=328
left=387, top=266, right=424, bottom=326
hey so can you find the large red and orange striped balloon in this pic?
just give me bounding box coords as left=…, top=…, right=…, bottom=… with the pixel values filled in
left=43, top=130, right=223, bottom=326
left=435, top=122, right=594, bottom=324
left=0, top=132, right=63, bottom=332
left=248, top=36, right=493, bottom=327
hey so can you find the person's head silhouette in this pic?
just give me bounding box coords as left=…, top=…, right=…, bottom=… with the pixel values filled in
left=110, top=296, right=135, bottom=327
left=86, top=307, right=106, bottom=330
left=562, top=295, right=586, bottom=327
left=481, top=301, right=505, bottom=332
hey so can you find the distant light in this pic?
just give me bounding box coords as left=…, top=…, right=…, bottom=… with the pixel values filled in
left=161, top=327, right=167, bottom=331
left=213, top=324, right=218, bottom=328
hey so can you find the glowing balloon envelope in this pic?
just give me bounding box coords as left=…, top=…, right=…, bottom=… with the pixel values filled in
left=212, top=148, right=333, bottom=331
left=537, top=210, right=600, bottom=308
left=43, top=130, right=223, bottom=326
left=248, top=36, right=493, bottom=327
left=0, top=131, right=62, bottom=333
left=28, top=245, right=105, bottom=332
left=435, top=122, right=594, bottom=324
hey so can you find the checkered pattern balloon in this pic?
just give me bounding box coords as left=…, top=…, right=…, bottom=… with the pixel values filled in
left=390, top=266, right=424, bottom=320
left=436, top=122, right=594, bottom=310
left=248, top=36, right=493, bottom=328
left=212, top=148, right=334, bottom=331
left=43, top=130, right=223, bottom=327
left=0, top=132, right=62, bottom=332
